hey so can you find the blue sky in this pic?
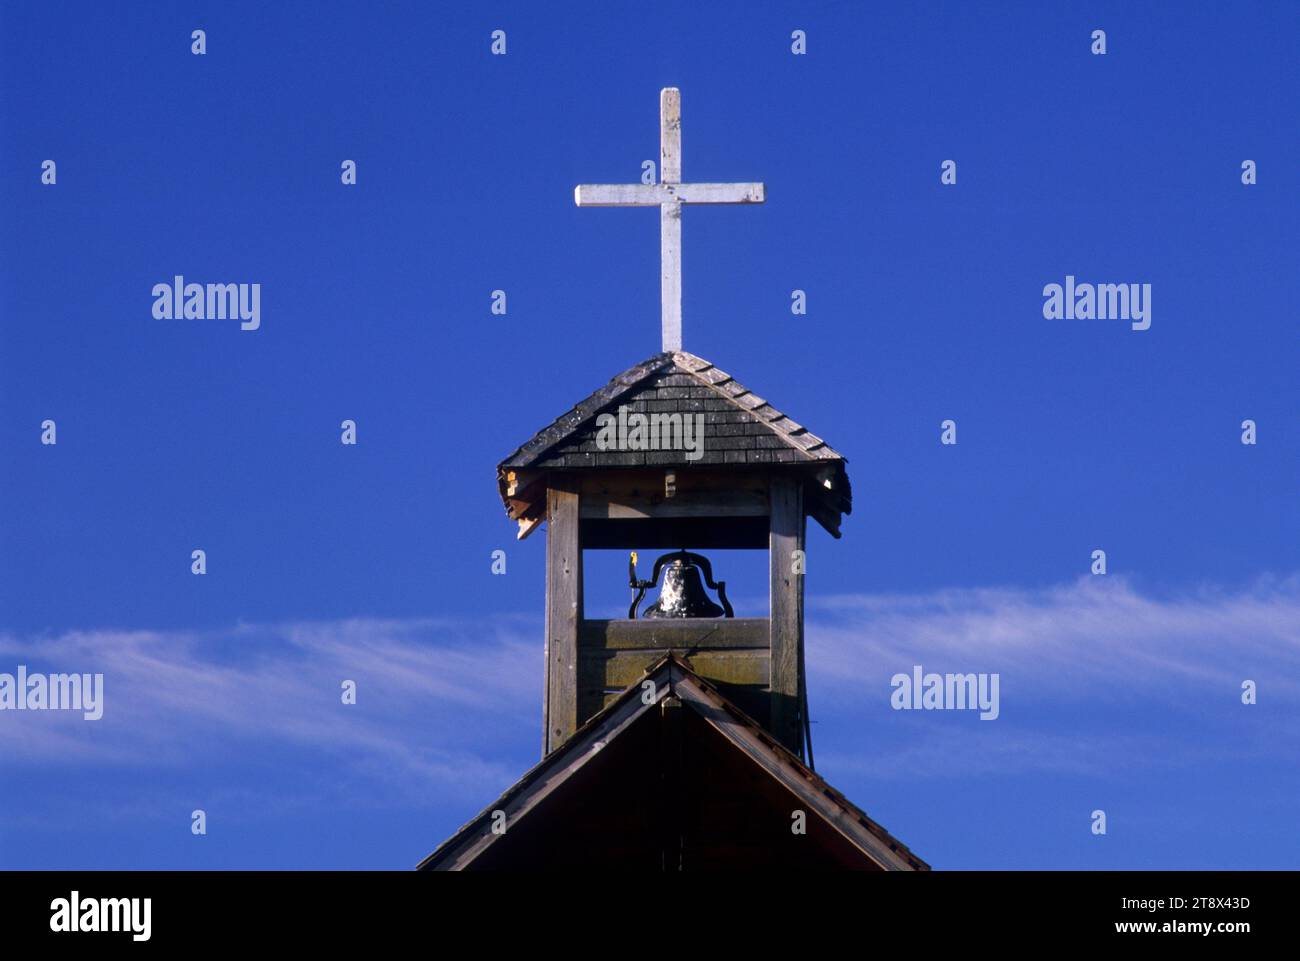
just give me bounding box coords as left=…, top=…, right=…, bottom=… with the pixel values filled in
left=1, top=1, right=1297, bottom=869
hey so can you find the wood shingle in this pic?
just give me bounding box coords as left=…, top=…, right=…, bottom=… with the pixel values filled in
left=497, top=351, right=853, bottom=538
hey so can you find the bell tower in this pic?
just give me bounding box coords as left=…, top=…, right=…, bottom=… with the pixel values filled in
left=497, top=353, right=850, bottom=759
left=422, top=88, right=924, bottom=872
left=497, top=88, right=851, bottom=760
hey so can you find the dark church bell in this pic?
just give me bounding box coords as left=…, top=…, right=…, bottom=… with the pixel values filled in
left=629, top=550, right=734, bottom=619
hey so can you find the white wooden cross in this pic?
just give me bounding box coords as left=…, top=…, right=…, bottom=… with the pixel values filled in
left=575, top=87, right=765, bottom=352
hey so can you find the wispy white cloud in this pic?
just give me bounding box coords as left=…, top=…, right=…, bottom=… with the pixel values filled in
left=805, top=573, right=1300, bottom=780
left=3, top=572, right=1297, bottom=801
left=0, top=615, right=543, bottom=805
left=809, top=573, right=1300, bottom=699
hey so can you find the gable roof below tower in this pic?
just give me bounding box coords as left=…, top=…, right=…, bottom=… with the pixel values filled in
left=417, top=653, right=927, bottom=871
left=497, top=351, right=853, bottom=538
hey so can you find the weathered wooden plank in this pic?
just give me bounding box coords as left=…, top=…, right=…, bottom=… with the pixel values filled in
left=578, top=488, right=768, bottom=520
left=581, top=680, right=770, bottom=734
left=580, top=469, right=769, bottom=499
left=580, top=617, right=769, bottom=651
left=544, top=482, right=582, bottom=753
left=660, top=86, right=681, bottom=183
left=580, top=516, right=769, bottom=550
left=769, top=476, right=804, bottom=756
left=659, top=87, right=682, bottom=354
left=580, top=649, right=769, bottom=691
left=661, top=201, right=681, bottom=351
left=574, top=182, right=765, bottom=206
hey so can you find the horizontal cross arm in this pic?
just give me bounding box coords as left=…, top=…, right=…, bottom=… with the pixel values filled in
left=574, top=182, right=765, bottom=207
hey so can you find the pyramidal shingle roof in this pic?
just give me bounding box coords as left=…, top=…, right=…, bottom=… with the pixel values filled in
left=500, top=351, right=844, bottom=470
left=496, top=352, right=852, bottom=537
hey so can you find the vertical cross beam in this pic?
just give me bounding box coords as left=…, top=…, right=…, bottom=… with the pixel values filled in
left=660, top=88, right=682, bottom=352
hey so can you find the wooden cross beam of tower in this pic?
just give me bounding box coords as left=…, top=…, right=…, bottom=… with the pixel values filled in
left=574, top=88, right=766, bottom=352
